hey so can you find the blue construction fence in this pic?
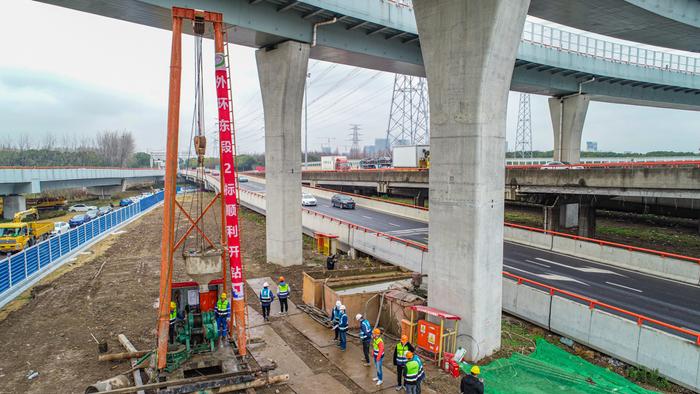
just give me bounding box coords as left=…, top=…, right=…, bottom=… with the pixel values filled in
left=0, top=191, right=164, bottom=300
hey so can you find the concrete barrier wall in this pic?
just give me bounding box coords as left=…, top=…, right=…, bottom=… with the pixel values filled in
left=504, top=278, right=700, bottom=391
left=225, top=174, right=699, bottom=391
left=235, top=184, right=427, bottom=274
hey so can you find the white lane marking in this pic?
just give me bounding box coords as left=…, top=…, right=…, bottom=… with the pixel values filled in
left=386, top=227, right=429, bottom=235
left=538, top=274, right=589, bottom=286
left=605, top=281, right=642, bottom=293
left=504, top=265, right=533, bottom=275
left=525, top=259, right=550, bottom=268
left=504, top=265, right=588, bottom=286
left=362, top=215, right=373, bottom=219
left=388, top=223, right=401, bottom=227
left=535, top=257, right=626, bottom=276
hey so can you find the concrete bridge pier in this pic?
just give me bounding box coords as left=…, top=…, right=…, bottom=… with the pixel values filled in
left=549, top=94, right=590, bottom=164
left=414, top=0, right=530, bottom=361
left=544, top=199, right=597, bottom=238
left=3, top=195, right=27, bottom=220
left=256, top=41, right=309, bottom=266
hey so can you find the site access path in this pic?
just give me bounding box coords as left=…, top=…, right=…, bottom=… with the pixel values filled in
left=242, top=180, right=700, bottom=335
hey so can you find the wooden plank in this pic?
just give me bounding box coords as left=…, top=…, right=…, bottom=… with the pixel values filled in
left=118, top=334, right=145, bottom=394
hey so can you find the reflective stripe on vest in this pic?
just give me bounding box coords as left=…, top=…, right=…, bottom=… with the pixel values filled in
left=278, top=283, right=289, bottom=298
left=339, top=313, right=348, bottom=331
left=217, top=299, right=229, bottom=315
left=373, top=337, right=384, bottom=357
left=396, top=342, right=409, bottom=364
left=404, top=360, right=420, bottom=383
left=359, top=320, right=371, bottom=340
left=169, top=309, right=176, bottom=324
left=260, top=288, right=272, bottom=303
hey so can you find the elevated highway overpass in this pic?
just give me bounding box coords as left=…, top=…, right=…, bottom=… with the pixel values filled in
left=49, top=0, right=700, bottom=360
left=0, top=166, right=164, bottom=218
left=185, top=171, right=700, bottom=390
left=40, top=0, right=700, bottom=109
left=297, top=164, right=700, bottom=236
left=299, top=163, right=700, bottom=199
left=40, top=0, right=700, bottom=163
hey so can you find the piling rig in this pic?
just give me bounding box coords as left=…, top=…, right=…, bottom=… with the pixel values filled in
left=155, top=6, right=247, bottom=372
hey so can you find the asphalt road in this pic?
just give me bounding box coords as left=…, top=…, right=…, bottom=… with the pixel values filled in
left=240, top=180, right=700, bottom=335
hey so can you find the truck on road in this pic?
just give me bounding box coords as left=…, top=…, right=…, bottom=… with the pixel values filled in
left=0, top=209, right=54, bottom=254
left=392, top=145, right=430, bottom=168
left=321, top=155, right=351, bottom=171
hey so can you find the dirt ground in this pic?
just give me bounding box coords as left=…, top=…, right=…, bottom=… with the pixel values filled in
left=0, top=191, right=683, bottom=393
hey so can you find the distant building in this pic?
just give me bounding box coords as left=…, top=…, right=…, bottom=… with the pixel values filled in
left=364, top=145, right=376, bottom=156
left=586, top=141, right=598, bottom=152
left=321, top=146, right=332, bottom=154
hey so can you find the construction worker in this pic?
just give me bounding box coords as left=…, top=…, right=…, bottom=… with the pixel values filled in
left=460, top=365, right=484, bottom=394
left=412, top=352, right=425, bottom=394
left=277, top=276, right=289, bottom=315
left=393, top=335, right=415, bottom=391
left=403, top=351, right=420, bottom=394
left=215, top=292, right=230, bottom=340
left=168, top=301, right=178, bottom=344
left=330, top=300, right=342, bottom=342
left=259, top=282, right=274, bottom=321
left=371, top=328, right=385, bottom=386
left=356, top=313, right=372, bottom=366
left=334, top=305, right=348, bottom=351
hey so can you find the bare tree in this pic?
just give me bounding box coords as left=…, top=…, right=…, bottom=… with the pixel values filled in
left=42, top=133, right=56, bottom=151
left=95, top=130, right=136, bottom=167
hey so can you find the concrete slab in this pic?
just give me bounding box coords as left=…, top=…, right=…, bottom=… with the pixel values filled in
left=248, top=276, right=301, bottom=316
left=247, top=307, right=353, bottom=393
left=246, top=307, right=314, bottom=381
left=290, top=372, right=353, bottom=394
left=286, top=312, right=337, bottom=348
left=286, top=309, right=397, bottom=392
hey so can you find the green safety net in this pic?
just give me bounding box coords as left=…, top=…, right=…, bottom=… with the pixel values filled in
left=474, top=339, right=654, bottom=393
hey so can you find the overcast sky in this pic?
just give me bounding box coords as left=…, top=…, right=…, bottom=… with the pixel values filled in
left=1, top=0, right=698, bottom=155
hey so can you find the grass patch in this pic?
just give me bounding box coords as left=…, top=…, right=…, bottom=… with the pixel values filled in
left=504, top=210, right=543, bottom=228
left=626, top=366, right=671, bottom=390
left=597, top=225, right=700, bottom=249
left=500, top=318, right=541, bottom=354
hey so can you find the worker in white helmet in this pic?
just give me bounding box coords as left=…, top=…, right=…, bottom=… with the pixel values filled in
left=335, top=304, right=349, bottom=351
left=357, top=313, right=373, bottom=366
left=330, top=300, right=342, bottom=342
left=259, top=282, right=274, bottom=322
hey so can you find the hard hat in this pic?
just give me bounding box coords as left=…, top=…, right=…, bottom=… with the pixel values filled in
left=263, top=282, right=269, bottom=287
left=170, top=301, right=176, bottom=309
left=355, top=313, right=362, bottom=321
left=339, top=305, right=346, bottom=310
left=336, top=300, right=342, bottom=307
left=405, top=351, right=414, bottom=359
left=471, top=365, right=480, bottom=375
left=372, top=328, right=381, bottom=335
left=220, top=292, right=227, bottom=299
left=401, top=335, right=408, bottom=343
left=279, top=276, right=285, bottom=282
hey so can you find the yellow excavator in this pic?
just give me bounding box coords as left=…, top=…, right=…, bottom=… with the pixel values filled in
left=0, top=208, right=54, bottom=253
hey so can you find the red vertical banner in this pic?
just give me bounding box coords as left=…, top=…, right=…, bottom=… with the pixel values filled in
left=214, top=52, right=243, bottom=301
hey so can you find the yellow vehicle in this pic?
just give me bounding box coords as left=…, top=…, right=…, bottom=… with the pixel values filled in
left=0, top=209, right=54, bottom=253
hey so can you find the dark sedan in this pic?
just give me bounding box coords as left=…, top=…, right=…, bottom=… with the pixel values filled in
left=331, top=194, right=355, bottom=209
left=69, top=214, right=87, bottom=228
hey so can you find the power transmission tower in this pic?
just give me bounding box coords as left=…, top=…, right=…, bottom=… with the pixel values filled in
left=514, top=93, right=533, bottom=158
left=348, top=124, right=362, bottom=159
left=385, top=74, right=429, bottom=149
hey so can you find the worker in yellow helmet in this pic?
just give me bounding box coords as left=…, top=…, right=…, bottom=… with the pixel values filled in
left=215, top=292, right=230, bottom=343
left=169, top=301, right=178, bottom=344
left=371, top=328, right=385, bottom=386
left=460, top=365, right=484, bottom=394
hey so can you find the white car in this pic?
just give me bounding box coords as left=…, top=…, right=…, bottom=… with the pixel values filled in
left=52, top=222, right=69, bottom=236
left=68, top=204, right=98, bottom=212
left=301, top=193, right=317, bottom=206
